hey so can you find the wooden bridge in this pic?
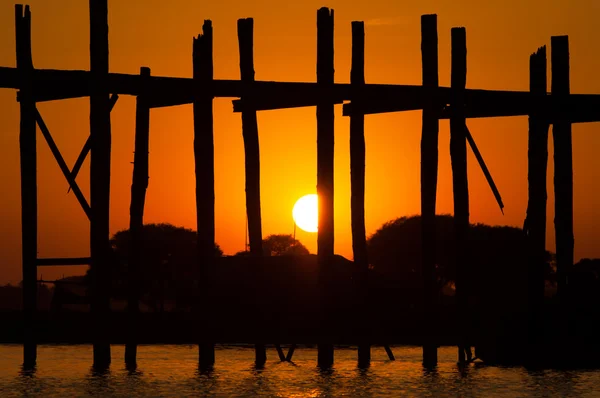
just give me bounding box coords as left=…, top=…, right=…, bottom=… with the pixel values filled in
left=2, top=0, right=600, bottom=370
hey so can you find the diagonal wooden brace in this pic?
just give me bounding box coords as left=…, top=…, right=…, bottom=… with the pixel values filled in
left=273, top=344, right=286, bottom=361
left=285, top=344, right=297, bottom=362
left=35, top=108, right=92, bottom=220
left=67, top=93, right=119, bottom=193
left=465, top=124, right=505, bottom=214
left=384, top=345, right=396, bottom=360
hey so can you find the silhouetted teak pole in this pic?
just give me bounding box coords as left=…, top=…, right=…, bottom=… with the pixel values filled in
left=89, top=0, right=112, bottom=370
left=420, top=13, right=439, bottom=368
left=237, top=17, right=270, bottom=367
left=349, top=20, right=370, bottom=367
left=450, top=26, right=469, bottom=365
left=551, top=36, right=574, bottom=300
left=193, top=20, right=216, bottom=370
left=125, top=66, right=151, bottom=368
left=316, top=6, right=335, bottom=369
left=525, top=46, right=549, bottom=362
left=16, top=4, right=37, bottom=368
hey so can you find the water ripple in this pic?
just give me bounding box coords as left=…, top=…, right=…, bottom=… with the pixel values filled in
left=1, top=345, right=599, bottom=397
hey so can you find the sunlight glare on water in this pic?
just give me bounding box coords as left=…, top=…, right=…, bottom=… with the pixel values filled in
left=1, top=345, right=600, bottom=397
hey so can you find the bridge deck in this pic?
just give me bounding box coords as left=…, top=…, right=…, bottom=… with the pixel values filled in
left=1, top=66, right=599, bottom=122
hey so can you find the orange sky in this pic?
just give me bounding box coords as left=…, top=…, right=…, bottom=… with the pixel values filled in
left=1, top=0, right=599, bottom=284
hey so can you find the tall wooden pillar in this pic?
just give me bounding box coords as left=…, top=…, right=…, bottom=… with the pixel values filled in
left=420, top=14, right=439, bottom=368
left=349, top=20, right=370, bottom=367
left=237, top=17, right=267, bottom=367
left=125, top=66, right=151, bottom=368
left=525, top=47, right=548, bottom=355
left=316, top=7, right=335, bottom=368
left=193, top=20, right=216, bottom=370
left=89, top=0, right=112, bottom=369
left=551, top=36, right=573, bottom=299
left=16, top=4, right=37, bottom=368
left=449, top=27, right=469, bottom=364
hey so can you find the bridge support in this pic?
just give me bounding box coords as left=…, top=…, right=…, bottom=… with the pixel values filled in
left=450, top=27, right=470, bottom=365
left=420, top=14, right=440, bottom=369
left=525, top=46, right=549, bottom=363
left=16, top=4, right=37, bottom=369
left=551, top=36, right=573, bottom=299
left=89, top=0, right=113, bottom=370
left=349, top=20, right=371, bottom=368
left=193, top=20, right=216, bottom=371
left=237, top=17, right=268, bottom=367
left=125, top=67, right=151, bottom=368
left=316, top=7, right=335, bottom=369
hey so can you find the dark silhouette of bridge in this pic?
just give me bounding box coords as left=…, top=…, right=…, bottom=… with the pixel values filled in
left=2, top=1, right=600, bottom=371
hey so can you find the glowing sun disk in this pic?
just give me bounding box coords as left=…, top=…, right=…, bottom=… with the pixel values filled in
left=293, top=194, right=318, bottom=233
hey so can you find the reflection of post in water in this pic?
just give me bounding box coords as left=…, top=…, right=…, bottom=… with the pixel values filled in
left=86, top=366, right=112, bottom=395
left=16, top=363, right=37, bottom=398
left=316, top=366, right=336, bottom=397
left=356, top=365, right=373, bottom=385
left=193, top=369, right=220, bottom=396
left=19, top=364, right=36, bottom=378
left=126, top=367, right=143, bottom=378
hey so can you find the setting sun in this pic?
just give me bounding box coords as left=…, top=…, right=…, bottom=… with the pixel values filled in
left=292, top=194, right=318, bottom=233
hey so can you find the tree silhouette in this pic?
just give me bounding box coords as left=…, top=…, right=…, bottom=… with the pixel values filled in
left=262, top=234, right=310, bottom=256
left=235, top=234, right=310, bottom=256
left=568, top=258, right=600, bottom=304
left=99, top=223, right=223, bottom=311
left=366, top=215, right=555, bottom=309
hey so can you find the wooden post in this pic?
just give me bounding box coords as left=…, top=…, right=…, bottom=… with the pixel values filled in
left=89, top=0, right=112, bottom=370
left=193, top=20, right=216, bottom=370
left=349, top=20, right=370, bottom=367
left=16, top=4, right=37, bottom=368
left=125, top=67, right=151, bottom=368
left=450, top=27, right=469, bottom=364
left=316, top=7, right=335, bottom=369
left=525, top=47, right=549, bottom=358
left=237, top=18, right=268, bottom=367
left=551, top=36, right=573, bottom=299
left=420, top=14, right=439, bottom=368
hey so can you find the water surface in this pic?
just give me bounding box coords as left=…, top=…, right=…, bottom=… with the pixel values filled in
left=1, top=345, right=599, bottom=397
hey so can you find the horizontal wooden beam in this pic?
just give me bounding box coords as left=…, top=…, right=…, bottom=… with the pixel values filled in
left=37, top=257, right=92, bottom=266
left=437, top=93, right=600, bottom=122
left=37, top=279, right=85, bottom=285
left=2, top=66, right=600, bottom=121
left=1, top=66, right=420, bottom=102
left=232, top=97, right=344, bottom=112
left=344, top=92, right=600, bottom=123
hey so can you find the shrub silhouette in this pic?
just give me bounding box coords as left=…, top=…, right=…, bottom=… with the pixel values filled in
left=366, top=214, right=554, bottom=311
